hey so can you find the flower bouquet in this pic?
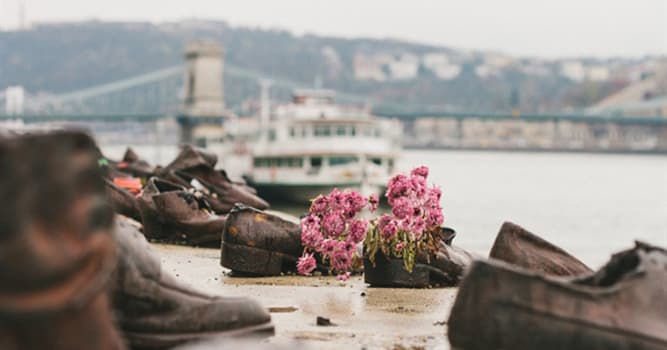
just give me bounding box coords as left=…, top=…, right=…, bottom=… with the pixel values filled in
left=297, top=165, right=467, bottom=287
left=363, top=166, right=446, bottom=287
left=297, top=188, right=378, bottom=281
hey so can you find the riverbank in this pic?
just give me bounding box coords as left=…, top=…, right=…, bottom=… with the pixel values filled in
left=156, top=243, right=455, bottom=350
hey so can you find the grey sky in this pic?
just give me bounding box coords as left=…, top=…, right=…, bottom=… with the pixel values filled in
left=1, top=0, right=665, bottom=58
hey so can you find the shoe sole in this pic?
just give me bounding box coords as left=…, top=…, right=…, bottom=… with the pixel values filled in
left=221, top=241, right=298, bottom=276
left=123, top=321, right=275, bottom=349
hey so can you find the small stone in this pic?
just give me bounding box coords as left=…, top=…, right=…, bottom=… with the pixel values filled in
left=316, top=316, right=335, bottom=326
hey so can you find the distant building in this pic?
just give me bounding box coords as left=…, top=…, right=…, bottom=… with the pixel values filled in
left=422, top=53, right=461, bottom=80
left=560, top=61, right=586, bottom=81
left=353, top=54, right=389, bottom=81
left=586, top=66, right=610, bottom=81
left=484, top=53, right=514, bottom=69
left=388, top=53, right=419, bottom=80
left=321, top=46, right=343, bottom=79
left=4, top=86, right=25, bottom=115
left=475, top=65, right=497, bottom=78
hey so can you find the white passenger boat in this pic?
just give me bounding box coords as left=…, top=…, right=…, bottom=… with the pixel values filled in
left=244, top=89, right=402, bottom=203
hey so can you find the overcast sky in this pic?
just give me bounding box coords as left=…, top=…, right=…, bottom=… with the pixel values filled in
left=1, top=0, right=665, bottom=58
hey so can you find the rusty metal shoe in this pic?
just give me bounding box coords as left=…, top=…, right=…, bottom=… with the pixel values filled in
left=138, top=177, right=226, bottom=247
left=174, top=169, right=269, bottom=213
left=448, top=241, right=667, bottom=350
left=113, top=217, right=274, bottom=349
left=364, top=227, right=476, bottom=288
left=221, top=205, right=304, bottom=276
left=105, top=178, right=142, bottom=222
left=489, top=221, right=592, bottom=276
left=169, top=145, right=218, bottom=168
left=115, top=147, right=155, bottom=178
left=163, top=145, right=269, bottom=213
left=0, top=131, right=125, bottom=350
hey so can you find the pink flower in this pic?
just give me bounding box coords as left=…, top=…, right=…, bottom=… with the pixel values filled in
left=391, top=196, right=413, bottom=219
left=337, top=272, right=351, bottom=281
left=322, top=212, right=346, bottom=237
left=301, top=226, right=323, bottom=250
left=348, top=219, right=368, bottom=243
left=395, top=242, right=406, bottom=251
left=429, top=185, right=442, bottom=201
left=342, top=240, right=357, bottom=253
left=297, top=253, right=317, bottom=275
left=331, top=247, right=352, bottom=271
left=300, top=214, right=320, bottom=232
left=411, top=216, right=426, bottom=237
left=368, top=193, right=379, bottom=212
left=344, top=191, right=367, bottom=212
left=378, top=214, right=398, bottom=239
left=310, top=195, right=328, bottom=215
left=426, top=207, right=444, bottom=227
left=410, top=165, right=429, bottom=179
left=386, top=174, right=411, bottom=205
left=327, top=188, right=345, bottom=211
left=319, top=238, right=338, bottom=256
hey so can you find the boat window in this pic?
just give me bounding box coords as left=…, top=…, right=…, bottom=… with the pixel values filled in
left=268, top=129, right=277, bottom=141
left=336, top=125, right=347, bottom=136
left=310, top=157, right=323, bottom=168
left=374, top=128, right=381, bottom=137
left=288, top=158, right=303, bottom=168
left=314, top=125, right=331, bottom=137
left=370, top=158, right=382, bottom=165
left=289, top=127, right=296, bottom=138
left=329, top=156, right=358, bottom=166
left=350, top=126, right=356, bottom=136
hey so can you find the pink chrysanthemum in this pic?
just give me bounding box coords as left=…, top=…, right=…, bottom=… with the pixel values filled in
left=297, top=253, right=317, bottom=275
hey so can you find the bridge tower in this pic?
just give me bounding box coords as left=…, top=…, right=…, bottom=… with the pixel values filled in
left=178, top=40, right=228, bottom=144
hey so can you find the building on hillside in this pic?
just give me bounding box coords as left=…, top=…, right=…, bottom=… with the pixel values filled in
left=560, top=61, right=586, bottom=81
left=388, top=53, right=419, bottom=80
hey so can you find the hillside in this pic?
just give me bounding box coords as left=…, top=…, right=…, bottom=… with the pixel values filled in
left=0, top=20, right=656, bottom=114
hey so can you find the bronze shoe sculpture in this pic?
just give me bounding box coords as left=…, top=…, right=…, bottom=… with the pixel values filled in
left=114, top=147, right=155, bottom=179
left=221, top=205, right=305, bottom=276
left=489, top=221, right=592, bottom=276
left=0, top=131, right=125, bottom=350
left=448, top=241, right=667, bottom=350
left=105, top=178, right=143, bottom=222
left=364, top=227, right=476, bottom=288
left=163, top=146, right=269, bottom=213
left=138, top=177, right=226, bottom=247
left=112, top=217, right=274, bottom=349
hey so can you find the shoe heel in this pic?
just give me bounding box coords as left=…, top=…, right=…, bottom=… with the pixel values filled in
left=221, top=242, right=293, bottom=276
left=363, top=256, right=431, bottom=288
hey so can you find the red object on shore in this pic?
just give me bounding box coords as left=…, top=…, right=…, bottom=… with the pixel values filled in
left=113, top=177, right=142, bottom=194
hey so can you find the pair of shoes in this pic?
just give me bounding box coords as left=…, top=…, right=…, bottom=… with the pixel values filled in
left=0, top=132, right=274, bottom=350
left=160, top=145, right=269, bottom=214
left=103, top=145, right=270, bottom=247
left=220, top=206, right=475, bottom=282
left=137, top=177, right=227, bottom=246
left=448, top=222, right=667, bottom=350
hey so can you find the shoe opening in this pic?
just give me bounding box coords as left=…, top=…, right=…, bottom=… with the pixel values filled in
left=573, top=249, right=640, bottom=287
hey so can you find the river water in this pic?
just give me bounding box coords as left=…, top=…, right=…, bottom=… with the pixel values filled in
left=103, top=145, right=667, bottom=268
